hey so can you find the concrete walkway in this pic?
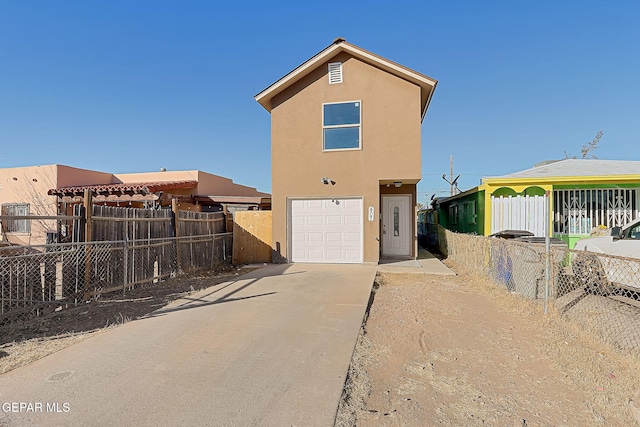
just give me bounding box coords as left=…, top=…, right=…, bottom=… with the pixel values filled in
left=0, top=251, right=453, bottom=427
left=377, top=247, right=456, bottom=275
left=0, top=264, right=377, bottom=427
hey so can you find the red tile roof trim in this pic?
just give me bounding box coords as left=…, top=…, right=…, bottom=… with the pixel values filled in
left=48, top=180, right=198, bottom=197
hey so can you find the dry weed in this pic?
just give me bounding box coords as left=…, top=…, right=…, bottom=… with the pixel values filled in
left=445, top=259, right=640, bottom=425
left=336, top=260, right=640, bottom=426
left=334, top=333, right=373, bottom=427
left=0, top=330, right=105, bottom=374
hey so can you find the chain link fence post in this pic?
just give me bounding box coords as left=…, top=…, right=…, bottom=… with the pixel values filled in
left=544, top=190, right=551, bottom=314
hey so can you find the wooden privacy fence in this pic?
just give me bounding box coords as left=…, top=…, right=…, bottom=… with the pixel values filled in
left=177, top=209, right=226, bottom=236
left=233, top=211, right=272, bottom=265
left=90, top=205, right=174, bottom=241
left=1, top=198, right=233, bottom=324
left=1, top=191, right=227, bottom=245
left=89, top=203, right=225, bottom=242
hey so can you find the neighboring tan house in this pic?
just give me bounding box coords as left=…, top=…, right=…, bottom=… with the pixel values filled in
left=255, top=38, right=437, bottom=264
left=434, top=159, right=640, bottom=248
left=0, top=165, right=111, bottom=246
left=0, top=164, right=269, bottom=246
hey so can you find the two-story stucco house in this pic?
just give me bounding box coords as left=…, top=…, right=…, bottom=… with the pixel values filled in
left=255, top=38, right=437, bottom=264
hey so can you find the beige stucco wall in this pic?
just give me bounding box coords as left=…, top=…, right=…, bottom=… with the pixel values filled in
left=115, top=170, right=198, bottom=184
left=195, top=171, right=269, bottom=197
left=1, top=164, right=126, bottom=245
left=57, top=165, right=114, bottom=188
left=270, top=53, right=422, bottom=263
left=0, top=165, right=60, bottom=245
left=115, top=171, right=268, bottom=197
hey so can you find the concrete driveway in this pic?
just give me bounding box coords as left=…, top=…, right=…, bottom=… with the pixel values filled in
left=0, top=264, right=377, bottom=427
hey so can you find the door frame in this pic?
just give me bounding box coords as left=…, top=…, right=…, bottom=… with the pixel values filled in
left=381, top=194, right=412, bottom=257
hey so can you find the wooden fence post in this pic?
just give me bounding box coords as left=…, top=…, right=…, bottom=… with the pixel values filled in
left=83, top=189, right=93, bottom=301
left=123, top=237, right=129, bottom=294
left=172, top=199, right=181, bottom=271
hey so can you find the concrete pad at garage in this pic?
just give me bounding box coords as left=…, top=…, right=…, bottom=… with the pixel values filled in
left=0, top=264, right=377, bottom=427
left=377, top=247, right=456, bottom=275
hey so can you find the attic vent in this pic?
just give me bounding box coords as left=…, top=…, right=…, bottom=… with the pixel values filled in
left=328, top=62, right=342, bottom=84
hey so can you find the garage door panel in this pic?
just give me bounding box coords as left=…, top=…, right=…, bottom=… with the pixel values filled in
left=342, top=199, right=361, bottom=209
left=344, top=232, right=360, bottom=243
left=325, top=249, right=343, bottom=259
left=291, top=249, right=306, bottom=259
left=290, top=198, right=363, bottom=263
left=308, top=232, right=324, bottom=242
left=308, top=216, right=323, bottom=225
left=308, top=249, right=324, bottom=258
left=326, top=215, right=342, bottom=225
left=344, top=215, right=360, bottom=225
left=292, top=232, right=307, bottom=242
left=291, top=217, right=305, bottom=226
left=291, top=200, right=306, bottom=209
left=345, top=249, right=361, bottom=259
left=326, top=232, right=342, bottom=242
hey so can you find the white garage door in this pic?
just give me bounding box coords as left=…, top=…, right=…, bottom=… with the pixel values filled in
left=290, top=198, right=363, bottom=263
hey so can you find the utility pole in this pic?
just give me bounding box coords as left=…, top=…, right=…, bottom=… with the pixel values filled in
left=449, top=155, right=454, bottom=196
left=442, top=155, right=460, bottom=196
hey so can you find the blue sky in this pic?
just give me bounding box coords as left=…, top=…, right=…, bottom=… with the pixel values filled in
left=2, top=1, right=639, bottom=204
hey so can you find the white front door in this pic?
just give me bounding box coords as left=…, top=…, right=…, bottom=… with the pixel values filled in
left=382, top=195, right=412, bottom=256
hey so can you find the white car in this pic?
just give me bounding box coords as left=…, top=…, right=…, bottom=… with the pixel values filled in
left=573, top=218, right=640, bottom=294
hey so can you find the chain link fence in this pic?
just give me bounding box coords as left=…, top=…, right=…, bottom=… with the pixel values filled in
left=0, top=233, right=232, bottom=327
left=427, top=224, right=640, bottom=354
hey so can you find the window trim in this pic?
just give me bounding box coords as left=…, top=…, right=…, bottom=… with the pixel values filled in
left=322, top=100, right=362, bottom=152
left=449, top=205, right=458, bottom=225
left=1, top=203, right=31, bottom=234
left=464, top=201, right=477, bottom=225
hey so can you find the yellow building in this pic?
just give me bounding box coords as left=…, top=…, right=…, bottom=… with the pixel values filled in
left=436, top=159, right=640, bottom=248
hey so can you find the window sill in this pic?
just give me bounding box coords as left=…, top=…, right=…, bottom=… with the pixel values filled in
left=322, top=147, right=362, bottom=152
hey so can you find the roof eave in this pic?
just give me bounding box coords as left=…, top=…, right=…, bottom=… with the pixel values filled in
left=421, top=81, right=438, bottom=122
left=435, top=186, right=481, bottom=204
left=254, top=42, right=342, bottom=112
left=255, top=40, right=438, bottom=115
left=481, top=174, right=640, bottom=187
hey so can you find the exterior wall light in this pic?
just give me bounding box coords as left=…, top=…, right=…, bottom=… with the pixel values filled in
left=321, top=177, right=336, bottom=185
left=393, top=181, right=402, bottom=188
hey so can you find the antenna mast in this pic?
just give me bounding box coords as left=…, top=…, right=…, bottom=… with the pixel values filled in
left=441, top=155, right=460, bottom=196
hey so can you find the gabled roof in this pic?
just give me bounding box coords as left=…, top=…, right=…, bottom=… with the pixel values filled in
left=484, top=159, right=640, bottom=181
left=255, top=38, right=438, bottom=121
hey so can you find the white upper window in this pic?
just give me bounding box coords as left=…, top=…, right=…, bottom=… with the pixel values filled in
left=323, top=101, right=361, bottom=151
left=328, top=62, right=342, bottom=84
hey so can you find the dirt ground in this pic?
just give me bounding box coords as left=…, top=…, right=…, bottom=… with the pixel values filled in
left=336, top=263, right=640, bottom=427
left=2, top=262, right=640, bottom=426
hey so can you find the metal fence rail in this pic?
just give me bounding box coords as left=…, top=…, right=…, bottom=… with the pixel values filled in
left=426, top=224, right=640, bottom=354
left=0, top=233, right=232, bottom=326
